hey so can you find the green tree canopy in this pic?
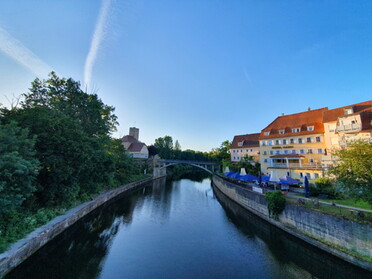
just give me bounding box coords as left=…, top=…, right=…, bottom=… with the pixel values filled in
left=329, top=140, right=372, bottom=204
left=0, top=121, right=39, bottom=213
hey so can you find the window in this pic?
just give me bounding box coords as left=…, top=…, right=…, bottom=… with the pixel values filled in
left=290, top=138, right=294, bottom=144
left=300, top=172, right=303, bottom=178
left=283, top=139, right=287, bottom=145
left=233, top=157, right=236, bottom=160
left=263, top=159, right=268, bottom=163
left=268, top=140, right=272, bottom=146
left=292, top=128, right=300, bottom=133
left=300, top=149, right=305, bottom=154
left=306, top=173, right=311, bottom=179
left=292, top=150, right=296, bottom=154
left=264, top=131, right=270, bottom=136
left=314, top=173, right=319, bottom=179
left=237, top=156, right=240, bottom=160
left=307, top=137, right=312, bottom=143
left=279, top=129, right=285, bottom=134
left=287, top=172, right=290, bottom=176
left=275, top=150, right=280, bottom=154
left=275, top=140, right=280, bottom=145
left=238, top=142, right=243, bottom=147
left=270, top=151, right=274, bottom=155
left=298, top=138, right=303, bottom=144
left=250, top=149, right=253, bottom=152
left=246, top=149, right=248, bottom=152
left=284, top=150, right=288, bottom=154
left=308, top=149, right=313, bottom=154
left=318, top=149, right=323, bottom=154
left=310, top=158, right=314, bottom=163
left=263, top=151, right=267, bottom=155
left=307, top=126, right=314, bottom=131
left=240, top=150, right=243, bottom=152
left=316, top=136, right=321, bottom=142
left=233, top=150, right=236, bottom=153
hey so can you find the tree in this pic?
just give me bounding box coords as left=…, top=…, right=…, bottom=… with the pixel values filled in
left=329, top=140, right=372, bottom=204
left=0, top=121, right=39, bottom=213
left=154, top=136, right=174, bottom=159
left=174, top=140, right=181, bottom=151
left=209, top=140, right=231, bottom=161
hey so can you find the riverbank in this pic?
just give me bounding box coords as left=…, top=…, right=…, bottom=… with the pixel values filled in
left=0, top=176, right=164, bottom=278
left=212, top=174, right=372, bottom=271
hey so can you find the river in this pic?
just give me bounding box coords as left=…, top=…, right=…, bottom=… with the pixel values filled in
left=5, top=176, right=371, bottom=279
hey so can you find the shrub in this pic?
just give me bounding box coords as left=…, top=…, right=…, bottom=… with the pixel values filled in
left=265, top=190, right=286, bottom=218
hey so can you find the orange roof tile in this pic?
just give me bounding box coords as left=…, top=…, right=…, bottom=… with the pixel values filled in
left=231, top=133, right=260, bottom=149
left=260, top=108, right=327, bottom=139
left=322, top=100, right=372, bottom=123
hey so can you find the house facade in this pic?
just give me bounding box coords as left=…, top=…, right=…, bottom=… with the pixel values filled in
left=259, top=108, right=327, bottom=181
left=122, top=127, right=149, bottom=159
left=230, top=133, right=260, bottom=162
left=321, top=100, right=372, bottom=169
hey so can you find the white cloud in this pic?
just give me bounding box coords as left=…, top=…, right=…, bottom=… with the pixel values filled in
left=84, top=0, right=113, bottom=89
left=0, top=26, right=53, bottom=77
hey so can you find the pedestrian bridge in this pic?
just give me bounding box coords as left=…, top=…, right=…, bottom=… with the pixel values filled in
left=153, top=159, right=219, bottom=177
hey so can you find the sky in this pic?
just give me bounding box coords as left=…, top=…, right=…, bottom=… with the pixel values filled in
left=0, top=0, right=371, bottom=152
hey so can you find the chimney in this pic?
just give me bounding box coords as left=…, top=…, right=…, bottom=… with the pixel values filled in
left=129, top=127, right=139, bottom=140
left=281, top=113, right=285, bottom=116
left=308, top=107, right=311, bottom=111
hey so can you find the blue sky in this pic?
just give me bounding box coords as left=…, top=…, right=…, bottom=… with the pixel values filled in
left=0, top=0, right=371, bottom=151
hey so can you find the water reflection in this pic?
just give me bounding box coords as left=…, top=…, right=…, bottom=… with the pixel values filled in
left=213, top=184, right=371, bottom=279
left=5, top=176, right=371, bottom=279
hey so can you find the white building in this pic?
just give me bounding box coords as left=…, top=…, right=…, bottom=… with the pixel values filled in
left=122, top=127, right=149, bottom=159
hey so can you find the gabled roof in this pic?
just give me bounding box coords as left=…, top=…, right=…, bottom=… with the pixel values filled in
left=260, top=108, right=327, bottom=139
left=122, top=135, right=137, bottom=143
left=231, top=133, right=260, bottom=149
left=322, top=100, right=372, bottom=123
left=128, top=142, right=147, bottom=152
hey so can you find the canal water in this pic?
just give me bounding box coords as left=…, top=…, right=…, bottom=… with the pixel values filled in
left=5, top=176, right=371, bottom=279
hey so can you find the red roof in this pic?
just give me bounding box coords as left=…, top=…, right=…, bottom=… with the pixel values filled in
left=231, top=133, right=260, bottom=149
left=260, top=108, right=327, bottom=139
left=322, top=100, right=372, bottom=123
left=128, top=142, right=146, bottom=152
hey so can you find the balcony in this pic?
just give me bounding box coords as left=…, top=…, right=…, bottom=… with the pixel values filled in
left=268, top=162, right=322, bottom=170
left=336, top=123, right=361, bottom=133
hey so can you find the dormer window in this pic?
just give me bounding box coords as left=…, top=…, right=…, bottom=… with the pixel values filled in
left=292, top=128, right=300, bottom=133
left=307, top=126, right=314, bottom=131
left=279, top=129, right=285, bottom=134
left=238, top=141, right=243, bottom=147
left=344, top=108, right=354, bottom=115
left=264, top=131, right=270, bottom=136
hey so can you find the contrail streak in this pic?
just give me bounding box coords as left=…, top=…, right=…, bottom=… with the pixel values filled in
left=84, top=0, right=113, bottom=89
left=0, top=26, right=53, bottom=77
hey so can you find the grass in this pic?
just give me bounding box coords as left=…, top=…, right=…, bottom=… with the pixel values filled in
left=286, top=197, right=372, bottom=224
left=289, top=194, right=372, bottom=211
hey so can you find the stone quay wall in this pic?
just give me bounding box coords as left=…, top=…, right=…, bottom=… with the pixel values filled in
left=0, top=177, right=163, bottom=277
left=212, top=174, right=372, bottom=271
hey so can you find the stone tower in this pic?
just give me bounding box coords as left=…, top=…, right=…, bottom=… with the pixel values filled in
left=129, top=127, right=139, bottom=140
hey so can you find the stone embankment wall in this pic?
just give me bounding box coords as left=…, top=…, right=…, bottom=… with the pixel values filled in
left=212, top=175, right=372, bottom=271
left=0, top=177, right=160, bottom=277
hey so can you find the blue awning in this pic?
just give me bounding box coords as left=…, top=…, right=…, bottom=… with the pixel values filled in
left=279, top=176, right=303, bottom=185
left=239, top=174, right=258, bottom=182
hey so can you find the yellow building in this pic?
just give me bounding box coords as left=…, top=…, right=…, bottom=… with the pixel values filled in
left=322, top=100, right=372, bottom=170
left=230, top=133, right=260, bottom=162
left=259, top=108, right=327, bottom=181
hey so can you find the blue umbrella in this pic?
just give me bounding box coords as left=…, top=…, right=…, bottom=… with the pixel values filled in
left=280, top=176, right=303, bottom=185
left=260, top=175, right=270, bottom=182
left=225, top=171, right=235, bottom=177
left=239, top=174, right=258, bottom=182
left=304, top=176, right=309, bottom=198
left=230, top=172, right=242, bottom=179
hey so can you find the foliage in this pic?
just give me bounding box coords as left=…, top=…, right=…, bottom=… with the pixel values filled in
left=154, top=135, right=174, bottom=159
left=265, top=191, right=286, bottom=218
left=209, top=140, right=231, bottom=161
left=329, top=140, right=372, bottom=204
left=309, top=177, right=340, bottom=199
left=0, top=121, right=39, bottom=214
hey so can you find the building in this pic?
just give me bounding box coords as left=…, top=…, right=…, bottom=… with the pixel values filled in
left=259, top=108, right=327, bottom=181
left=322, top=100, right=372, bottom=169
left=230, top=133, right=260, bottom=162
left=122, top=127, right=149, bottom=159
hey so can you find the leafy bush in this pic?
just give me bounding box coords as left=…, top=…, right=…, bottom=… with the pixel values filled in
left=265, top=191, right=286, bottom=218
left=310, top=177, right=340, bottom=199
